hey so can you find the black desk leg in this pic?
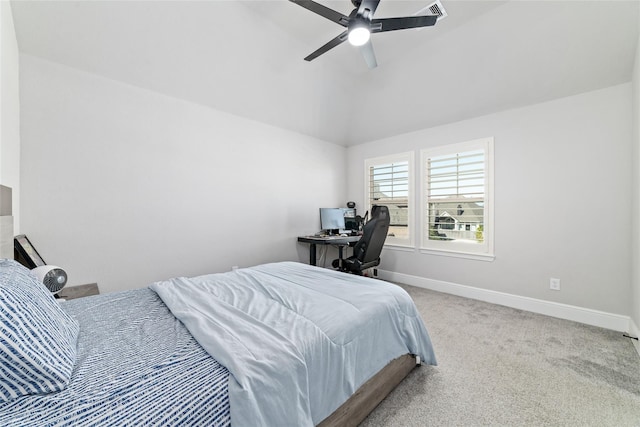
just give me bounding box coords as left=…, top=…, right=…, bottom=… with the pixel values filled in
left=309, top=243, right=317, bottom=266
left=338, top=245, right=344, bottom=270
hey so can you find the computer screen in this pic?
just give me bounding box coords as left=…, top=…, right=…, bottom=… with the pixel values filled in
left=319, top=208, right=346, bottom=233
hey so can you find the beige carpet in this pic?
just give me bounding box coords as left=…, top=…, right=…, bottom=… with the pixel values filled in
left=361, top=284, right=640, bottom=426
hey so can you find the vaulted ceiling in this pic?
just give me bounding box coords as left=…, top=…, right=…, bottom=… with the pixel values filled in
left=10, top=0, right=640, bottom=146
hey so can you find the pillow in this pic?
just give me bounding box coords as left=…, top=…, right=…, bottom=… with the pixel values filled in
left=0, top=259, right=79, bottom=402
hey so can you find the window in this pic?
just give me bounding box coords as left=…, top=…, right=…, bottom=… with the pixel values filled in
left=365, top=152, right=414, bottom=247
left=421, top=138, right=494, bottom=259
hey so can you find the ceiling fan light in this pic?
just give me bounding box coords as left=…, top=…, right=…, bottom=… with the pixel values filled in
left=348, top=27, right=370, bottom=46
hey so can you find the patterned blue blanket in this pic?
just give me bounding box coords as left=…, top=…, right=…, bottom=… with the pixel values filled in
left=0, top=288, right=230, bottom=426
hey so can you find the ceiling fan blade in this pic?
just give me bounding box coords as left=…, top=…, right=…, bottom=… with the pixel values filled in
left=359, top=40, right=377, bottom=69
left=289, top=0, right=350, bottom=27
left=372, top=15, right=438, bottom=33
left=304, top=31, right=349, bottom=62
left=357, top=0, right=381, bottom=17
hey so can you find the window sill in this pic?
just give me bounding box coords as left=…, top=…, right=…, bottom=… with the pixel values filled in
left=419, top=248, right=495, bottom=262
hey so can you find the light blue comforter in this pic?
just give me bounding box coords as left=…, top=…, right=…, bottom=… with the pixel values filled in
left=150, top=261, right=436, bottom=427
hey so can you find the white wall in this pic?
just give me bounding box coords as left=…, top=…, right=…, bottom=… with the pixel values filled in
left=20, top=54, right=346, bottom=293
left=631, top=7, right=640, bottom=347
left=347, top=84, right=632, bottom=316
left=0, top=1, right=20, bottom=232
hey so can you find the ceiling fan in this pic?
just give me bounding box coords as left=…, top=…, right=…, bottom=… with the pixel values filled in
left=289, top=0, right=439, bottom=69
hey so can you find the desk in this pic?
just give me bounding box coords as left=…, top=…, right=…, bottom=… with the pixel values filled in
left=298, top=235, right=360, bottom=266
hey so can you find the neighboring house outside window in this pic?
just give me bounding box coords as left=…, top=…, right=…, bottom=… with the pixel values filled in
left=364, top=152, right=414, bottom=247
left=420, top=138, right=494, bottom=260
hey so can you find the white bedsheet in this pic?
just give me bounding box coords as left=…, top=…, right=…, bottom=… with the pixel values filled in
left=150, top=261, right=436, bottom=426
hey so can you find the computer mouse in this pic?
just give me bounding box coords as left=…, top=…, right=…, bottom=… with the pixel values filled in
left=339, top=233, right=348, bottom=237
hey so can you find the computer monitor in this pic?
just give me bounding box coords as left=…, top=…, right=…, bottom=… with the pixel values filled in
left=319, top=208, right=346, bottom=235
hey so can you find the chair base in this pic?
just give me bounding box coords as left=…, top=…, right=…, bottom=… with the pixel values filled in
left=332, top=257, right=380, bottom=275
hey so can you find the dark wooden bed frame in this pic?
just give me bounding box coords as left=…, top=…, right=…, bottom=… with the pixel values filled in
left=318, top=354, right=419, bottom=427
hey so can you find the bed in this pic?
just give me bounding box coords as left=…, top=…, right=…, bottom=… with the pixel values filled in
left=0, top=259, right=436, bottom=426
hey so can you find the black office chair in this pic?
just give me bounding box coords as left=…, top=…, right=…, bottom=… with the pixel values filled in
left=332, top=205, right=390, bottom=275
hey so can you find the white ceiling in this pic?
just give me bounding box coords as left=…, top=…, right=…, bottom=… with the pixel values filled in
left=10, top=0, right=640, bottom=146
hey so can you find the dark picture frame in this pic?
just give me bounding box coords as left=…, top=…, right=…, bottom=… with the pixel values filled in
left=14, top=234, right=46, bottom=269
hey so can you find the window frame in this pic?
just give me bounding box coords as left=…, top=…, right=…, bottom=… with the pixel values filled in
left=420, top=138, right=495, bottom=261
left=364, top=152, right=415, bottom=248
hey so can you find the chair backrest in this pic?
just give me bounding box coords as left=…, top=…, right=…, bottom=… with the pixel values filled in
left=353, top=205, right=390, bottom=264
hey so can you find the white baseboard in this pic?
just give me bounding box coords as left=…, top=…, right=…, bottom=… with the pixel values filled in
left=378, top=269, right=630, bottom=333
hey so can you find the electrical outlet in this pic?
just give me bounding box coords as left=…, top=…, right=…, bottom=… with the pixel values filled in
left=549, top=278, right=561, bottom=291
